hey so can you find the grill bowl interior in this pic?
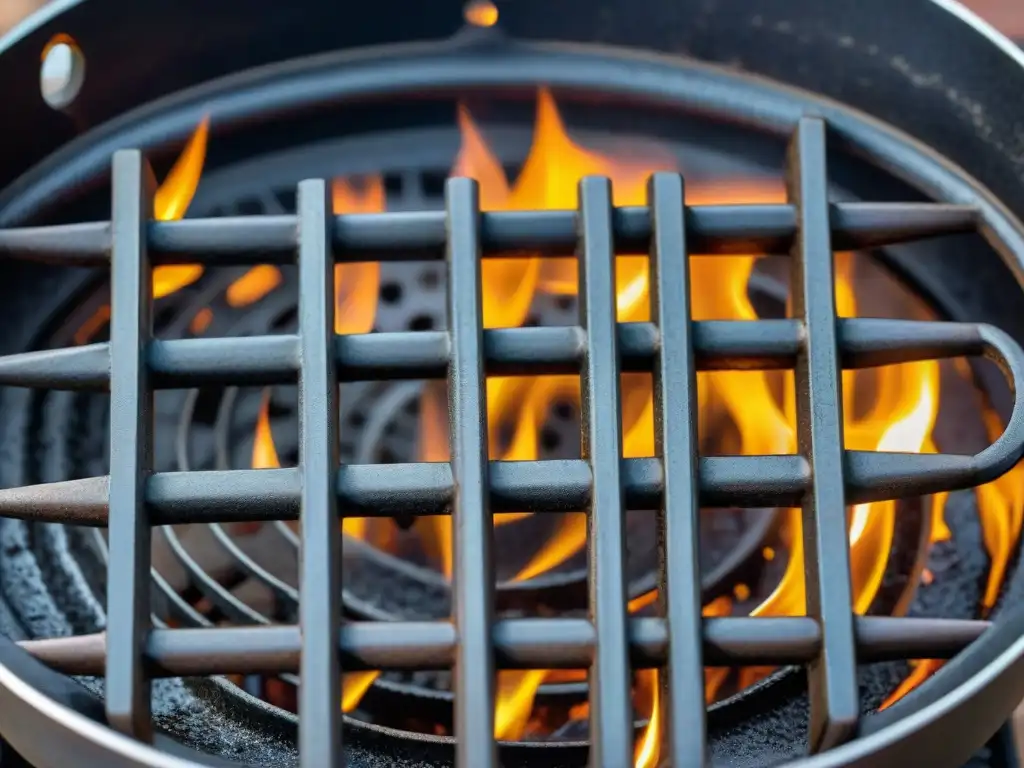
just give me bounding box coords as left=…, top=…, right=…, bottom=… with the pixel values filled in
left=3, top=2, right=1024, bottom=767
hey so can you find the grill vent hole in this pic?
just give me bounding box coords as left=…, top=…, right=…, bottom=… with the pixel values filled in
left=421, top=171, right=447, bottom=198
left=409, top=315, right=435, bottom=331
left=40, top=35, right=86, bottom=110
left=540, top=426, right=562, bottom=452
left=380, top=282, right=403, bottom=304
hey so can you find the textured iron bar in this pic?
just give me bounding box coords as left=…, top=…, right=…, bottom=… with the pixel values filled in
left=295, top=180, right=341, bottom=767
left=0, top=448, right=1003, bottom=525
left=0, top=202, right=977, bottom=265
left=105, top=150, right=156, bottom=741
left=649, top=173, right=707, bottom=767
left=578, top=176, right=633, bottom=768
left=20, top=617, right=989, bottom=677
left=0, top=316, right=994, bottom=391
left=788, top=117, right=860, bottom=752
left=445, top=178, right=497, bottom=768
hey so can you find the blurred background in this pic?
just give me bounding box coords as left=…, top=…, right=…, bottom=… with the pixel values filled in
left=0, top=0, right=44, bottom=36
left=2, top=0, right=1024, bottom=38
left=3, top=0, right=1023, bottom=96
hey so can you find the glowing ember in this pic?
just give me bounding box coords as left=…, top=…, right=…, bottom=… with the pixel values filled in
left=189, top=307, right=214, bottom=335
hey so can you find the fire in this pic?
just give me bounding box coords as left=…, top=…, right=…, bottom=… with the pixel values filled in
left=331, top=177, right=383, bottom=334
left=250, top=395, right=280, bottom=471
left=252, top=393, right=366, bottom=539
left=238, top=174, right=384, bottom=711
left=152, top=113, right=380, bottom=330
left=432, top=90, right=972, bottom=756
left=251, top=394, right=380, bottom=709
left=464, top=0, right=499, bottom=28
left=152, top=116, right=210, bottom=299
left=417, top=91, right=677, bottom=583
left=342, top=671, right=379, bottom=714
left=226, top=265, right=281, bottom=308
left=457, top=89, right=661, bottom=325
left=494, top=670, right=548, bottom=740
left=633, top=669, right=660, bottom=768
left=160, top=88, right=1024, bottom=744
left=454, top=105, right=541, bottom=330
left=633, top=596, right=733, bottom=768
left=221, top=174, right=384, bottom=325
left=977, top=406, right=1024, bottom=609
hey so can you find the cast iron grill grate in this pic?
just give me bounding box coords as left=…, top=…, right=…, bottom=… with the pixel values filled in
left=2, top=116, right=1024, bottom=767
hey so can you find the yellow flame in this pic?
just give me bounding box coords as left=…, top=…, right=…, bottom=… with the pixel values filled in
left=252, top=395, right=382, bottom=710
left=464, top=0, right=499, bottom=27
left=977, top=406, right=1024, bottom=608
left=634, top=669, right=660, bottom=768
left=152, top=116, right=210, bottom=299
left=226, top=265, right=282, bottom=308
left=332, top=177, right=384, bottom=334
left=494, top=670, right=547, bottom=740
left=633, top=596, right=733, bottom=767
left=342, top=671, right=380, bottom=713
left=168, top=87, right=1024, bottom=738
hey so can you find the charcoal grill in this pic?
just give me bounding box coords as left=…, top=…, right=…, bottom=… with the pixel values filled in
left=4, top=1, right=1024, bottom=767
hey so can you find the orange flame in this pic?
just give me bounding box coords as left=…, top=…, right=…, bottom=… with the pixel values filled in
left=879, top=658, right=944, bottom=710
left=252, top=394, right=365, bottom=541
left=251, top=395, right=280, bottom=471
left=342, top=670, right=380, bottom=713
left=977, top=406, right=1024, bottom=609
left=634, top=596, right=733, bottom=768
left=332, top=177, right=384, bottom=334
left=634, top=669, right=661, bottom=768
left=220, top=174, right=383, bottom=328
left=226, top=265, right=282, bottom=308
left=494, top=670, right=548, bottom=740
left=251, top=395, right=380, bottom=709
left=177, top=88, right=1024, bottom=740
left=464, top=0, right=499, bottom=28
left=152, top=116, right=210, bottom=299
left=434, top=91, right=971, bottom=753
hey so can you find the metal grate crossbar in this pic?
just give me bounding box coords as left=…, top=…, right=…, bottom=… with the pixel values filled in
left=3, top=117, right=1024, bottom=767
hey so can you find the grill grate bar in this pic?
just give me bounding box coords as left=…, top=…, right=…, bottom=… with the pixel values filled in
left=579, top=177, right=633, bottom=768
left=104, top=151, right=156, bottom=741
left=4, top=139, right=1024, bottom=765
left=445, top=178, right=498, bottom=768
left=0, top=448, right=1010, bottom=525
left=295, top=180, right=341, bottom=767
left=0, top=202, right=977, bottom=266
left=0, top=317, right=992, bottom=391
left=788, top=117, right=860, bottom=751
left=20, top=616, right=991, bottom=677
left=649, top=173, right=707, bottom=766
